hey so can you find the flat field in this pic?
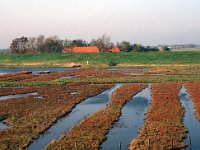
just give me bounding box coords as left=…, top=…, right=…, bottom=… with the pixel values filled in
left=1, top=52, right=200, bottom=67
left=0, top=55, right=200, bottom=149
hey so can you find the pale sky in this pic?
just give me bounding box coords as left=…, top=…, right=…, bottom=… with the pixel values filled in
left=1, top=0, right=200, bottom=48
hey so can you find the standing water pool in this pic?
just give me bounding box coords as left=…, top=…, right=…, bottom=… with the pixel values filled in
left=0, top=67, right=78, bottom=75
left=179, top=86, right=200, bottom=149
left=0, top=92, right=38, bottom=101
left=100, top=85, right=151, bottom=150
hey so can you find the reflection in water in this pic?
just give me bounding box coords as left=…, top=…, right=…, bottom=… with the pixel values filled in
left=28, top=84, right=121, bottom=150
left=179, top=86, right=200, bottom=150
left=126, top=96, right=150, bottom=108
left=0, top=92, right=38, bottom=101
left=100, top=85, right=151, bottom=150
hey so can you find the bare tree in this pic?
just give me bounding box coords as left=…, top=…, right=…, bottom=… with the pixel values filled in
left=43, top=36, right=63, bottom=53
left=96, top=35, right=112, bottom=52
left=36, top=35, right=45, bottom=52
left=28, top=37, right=37, bottom=53
left=10, top=37, right=29, bottom=53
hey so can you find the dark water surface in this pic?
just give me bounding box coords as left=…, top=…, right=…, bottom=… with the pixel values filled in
left=100, top=85, right=151, bottom=150
left=179, top=86, right=200, bottom=150
left=0, top=67, right=78, bottom=75
left=28, top=84, right=121, bottom=150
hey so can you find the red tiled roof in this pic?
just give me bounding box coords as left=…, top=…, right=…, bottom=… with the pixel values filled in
left=108, top=48, right=121, bottom=52
left=64, top=47, right=74, bottom=52
left=64, top=46, right=100, bottom=53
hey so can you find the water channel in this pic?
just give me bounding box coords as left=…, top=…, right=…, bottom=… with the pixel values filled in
left=100, top=85, right=151, bottom=150
left=179, top=86, right=200, bottom=150
left=28, top=84, right=121, bottom=150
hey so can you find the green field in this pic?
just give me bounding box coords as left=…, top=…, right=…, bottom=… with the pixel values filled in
left=1, top=52, right=200, bottom=67
left=172, top=48, right=200, bottom=52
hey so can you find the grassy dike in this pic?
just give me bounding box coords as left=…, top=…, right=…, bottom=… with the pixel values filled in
left=1, top=52, right=200, bottom=67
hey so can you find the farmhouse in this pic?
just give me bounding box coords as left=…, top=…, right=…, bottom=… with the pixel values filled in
left=64, top=46, right=100, bottom=53
left=107, top=48, right=121, bottom=52
left=64, top=46, right=121, bottom=53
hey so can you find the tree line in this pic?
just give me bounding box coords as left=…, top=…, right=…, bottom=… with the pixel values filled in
left=10, top=35, right=163, bottom=53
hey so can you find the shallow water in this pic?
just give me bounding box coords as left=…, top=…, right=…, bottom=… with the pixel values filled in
left=0, top=92, right=38, bottom=101
left=60, top=75, right=78, bottom=79
left=100, top=85, right=151, bottom=150
left=0, top=67, right=78, bottom=75
left=28, top=84, right=121, bottom=150
left=0, top=119, right=9, bottom=129
left=179, top=86, right=200, bottom=149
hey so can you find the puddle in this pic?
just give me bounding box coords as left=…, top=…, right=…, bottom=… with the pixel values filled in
left=0, top=119, right=9, bottom=129
left=34, top=96, right=43, bottom=99
left=100, top=85, right=151, bottom=150
left=60, top=75, right=78, bottom=79
left=179, top=86, right=200, bottom=149
left=70, top=92, right=80, bottom=95
left=27, top=84, right=122, bottom=150
left=0, top=92, right=38, bottom=101
left=0, top=67, right=78, bottom=75
left=0, top=73, right=6, bottom=75
left=106, top=68, right=146, bottom=71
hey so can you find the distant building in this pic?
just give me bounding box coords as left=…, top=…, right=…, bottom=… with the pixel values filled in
left=64, top=46, right=100, bottom=53
left=63, top=47, right=74, bottom=53
left=107, top=48, right=121, bottom=52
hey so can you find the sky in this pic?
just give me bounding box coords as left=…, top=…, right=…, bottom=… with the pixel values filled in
left=1, top=0, right=200, bottom=48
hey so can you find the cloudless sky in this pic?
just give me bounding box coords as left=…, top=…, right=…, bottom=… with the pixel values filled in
left=1, top=0, right=200, bottom=48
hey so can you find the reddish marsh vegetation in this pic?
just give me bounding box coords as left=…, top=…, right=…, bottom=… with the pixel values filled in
left=0, top=83, right=112, bottom=150
left=21, top=68, right=129, bottom=82
left=129, top=83, right=186, bottom=150
left=46, top=84, right=147, bottom=150
left=0, top=86, right=35, bottom=96
left=0, top=71, right=35, bottom=82
left=186, top=82, right=200, bottom=120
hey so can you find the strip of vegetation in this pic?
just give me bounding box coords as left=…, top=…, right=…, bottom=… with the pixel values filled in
left=0, top=80, right=64, bottom=87
left=1, top=52, right=200, bottom=67
left=66, top=75, right=200, bottom=83
left=21, top=68, right=127, bottom=82
left=0, top=86, right=35, bottom=96
left=0, top=71, right=35, bottom=82
left=186, top=82, right=200, bottom=120
left=0, top=83, right=113, bottom=150
left=45, top=84, right=147, bottom=150
left=1, top=66, right=200, bottom=87
left=1, top=73, right=200, bottom=87
left=129, top=83, right=186, bottom=149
